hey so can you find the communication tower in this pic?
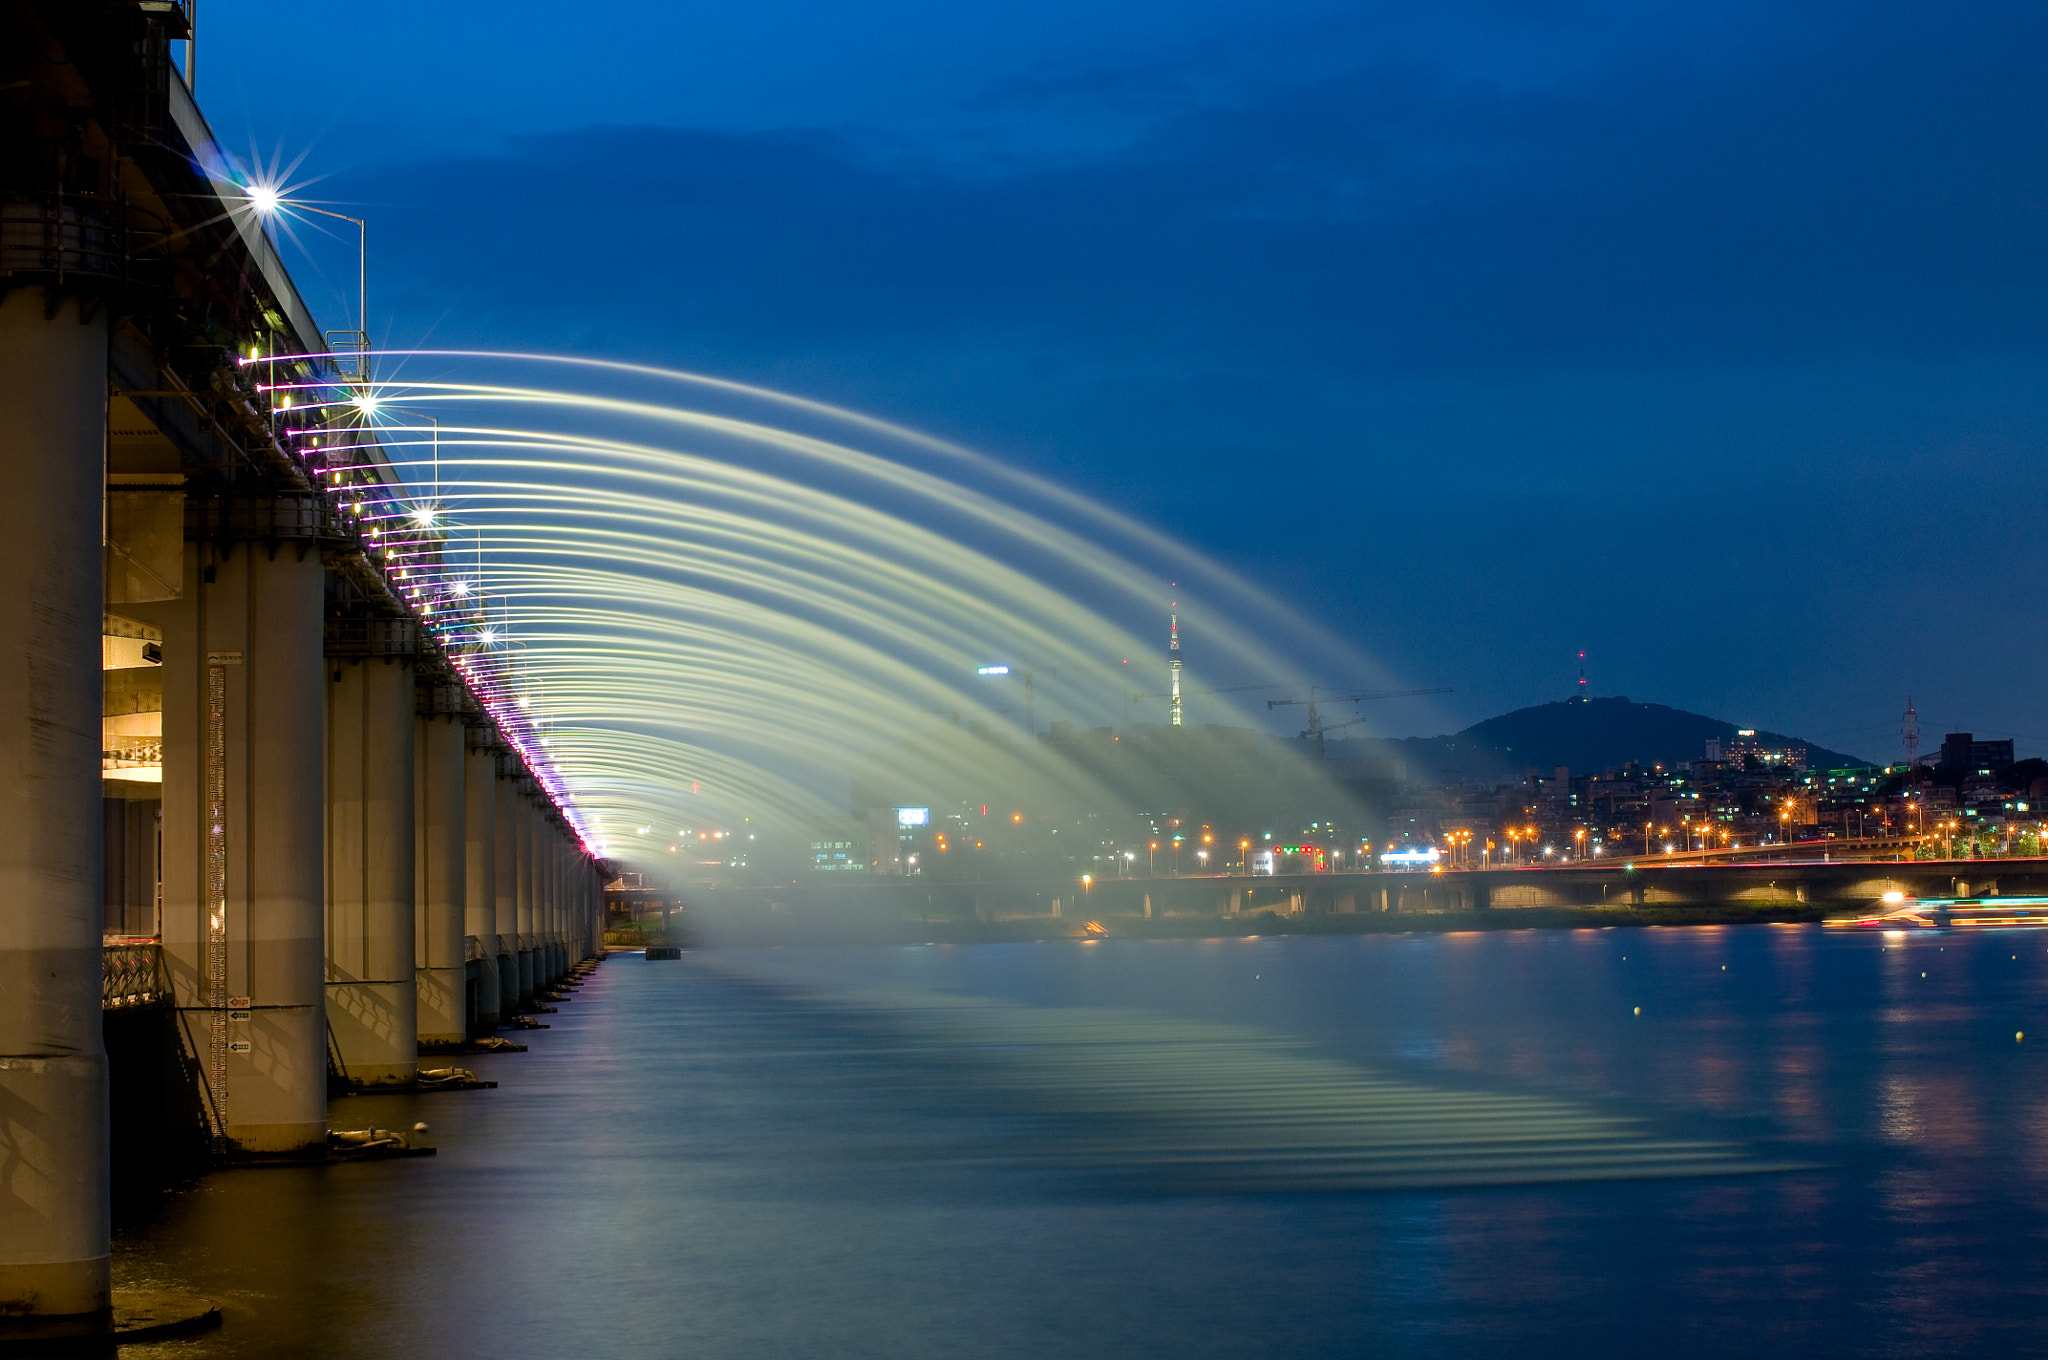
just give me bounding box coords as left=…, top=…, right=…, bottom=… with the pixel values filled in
left=1168, top=599, right=1183, bottom=727
left=1901, top=696, right=1919, bottom=766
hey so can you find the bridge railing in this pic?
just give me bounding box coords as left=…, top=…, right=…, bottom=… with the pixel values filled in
left=103, top=938, right=170, bottom=1010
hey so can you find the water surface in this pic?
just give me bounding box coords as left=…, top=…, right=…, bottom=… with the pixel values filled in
left=119, top=924, right=2048, bottom=1358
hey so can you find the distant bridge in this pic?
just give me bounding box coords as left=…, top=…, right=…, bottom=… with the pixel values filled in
left=670, top=857, right=2048, bottom=941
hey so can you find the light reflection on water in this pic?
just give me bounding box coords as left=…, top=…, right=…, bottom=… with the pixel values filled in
left=116, top=924, right=2048, bottom=1359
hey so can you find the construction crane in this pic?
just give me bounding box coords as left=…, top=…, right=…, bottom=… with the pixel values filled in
left=1267, top=686, right=1453, bottom=759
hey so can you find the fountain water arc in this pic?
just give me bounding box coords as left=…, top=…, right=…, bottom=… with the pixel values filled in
left=256, top=351, right=1409, bottom=874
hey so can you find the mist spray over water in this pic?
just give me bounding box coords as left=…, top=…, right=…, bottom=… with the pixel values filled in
left=272, top=352, right=1405, bottom=878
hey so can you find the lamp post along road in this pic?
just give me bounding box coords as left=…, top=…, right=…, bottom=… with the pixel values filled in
left=250, top=193, right=369, bottom=382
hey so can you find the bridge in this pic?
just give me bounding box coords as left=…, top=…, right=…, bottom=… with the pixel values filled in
left=671, top=856, right=2048, bottom=942
left=1, top=3, right=603, bottom=1324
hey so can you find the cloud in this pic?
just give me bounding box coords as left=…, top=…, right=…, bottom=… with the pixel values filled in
left=353, top=1, right=2048, bottom=384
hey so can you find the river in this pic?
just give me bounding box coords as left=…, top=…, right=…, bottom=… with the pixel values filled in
left=117, top=923, right=2048, bottom=1358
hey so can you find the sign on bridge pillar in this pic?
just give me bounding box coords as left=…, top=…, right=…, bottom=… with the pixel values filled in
left=0, top=288, right=112, bottom=1316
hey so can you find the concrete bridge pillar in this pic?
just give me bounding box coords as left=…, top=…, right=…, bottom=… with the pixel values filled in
left=414, top=705, right=467, bottom=1046
left=562, top=854, right=576, bottom=963
left=492, top=760, right=520, bottom=1019
left=572, top=858, right=585, bottom=959
left=157, top=533, right=328, bottom=1154
left=465, top=732, right=501, bottom=1032
left=539, top=815, right=557, bottom=983
left=323, top=657, right=418, bottom=1086
left=544, top=823, right=564, bottom=983
left=570, top=844, right=584, bottom=964
left=534, top=820, right=553, bottom=985
left=558, top=844, right=574, bottom=966
left=0, top=288, right=112, bottom=1316
left=515, top=791, right=537, bottom=1004
left=531, top=797, right=549, bottom=987
left=551, top=825, right=568, bottom=978
left=571, top=856, right=587, bottom=960
left=561, top=837, right=577, bottom=969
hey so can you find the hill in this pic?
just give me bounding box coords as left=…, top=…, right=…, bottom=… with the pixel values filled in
left=1361, top=696, right=1872, bottom=786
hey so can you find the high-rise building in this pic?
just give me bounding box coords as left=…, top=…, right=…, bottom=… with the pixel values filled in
left=1939, top=732, right=2013, bottom=773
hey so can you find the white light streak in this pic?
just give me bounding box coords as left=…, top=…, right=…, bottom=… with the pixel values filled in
left=298, top=355, right=1388, bottom=876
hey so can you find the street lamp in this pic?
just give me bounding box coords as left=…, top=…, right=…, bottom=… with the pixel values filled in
left=244, top=187, right=370, bottom=382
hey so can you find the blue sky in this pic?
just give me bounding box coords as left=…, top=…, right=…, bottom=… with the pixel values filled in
left=199, top=0, right=2048, bottom=759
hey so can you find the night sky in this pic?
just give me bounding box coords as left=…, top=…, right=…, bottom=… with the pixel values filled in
left=198, top=0, right=2048, bottom=761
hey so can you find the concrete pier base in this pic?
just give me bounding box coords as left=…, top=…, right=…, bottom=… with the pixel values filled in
left=470, top=954, right=500, bottom=1032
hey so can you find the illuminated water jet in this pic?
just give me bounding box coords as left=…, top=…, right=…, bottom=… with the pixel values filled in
left=255, top=351, right=1427, bottom=873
